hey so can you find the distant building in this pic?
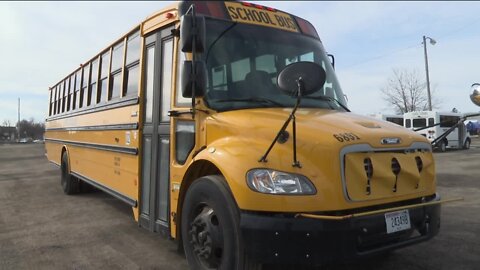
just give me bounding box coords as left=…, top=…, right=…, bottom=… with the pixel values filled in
left=0, top=126, right=16, bottom=142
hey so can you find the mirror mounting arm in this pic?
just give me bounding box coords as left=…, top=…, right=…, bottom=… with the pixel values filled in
left=184, top=3, right=198, bottom=119
left=258, top=78, right=303, bottom=168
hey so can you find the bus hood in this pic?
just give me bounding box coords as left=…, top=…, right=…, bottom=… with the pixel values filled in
left=204, top=108, right=435, bottom=211
left=205, top=108, right=427, bottom=150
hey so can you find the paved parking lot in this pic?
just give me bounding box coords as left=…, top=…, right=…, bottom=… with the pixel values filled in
left=0, top=141, right=479, bottom=270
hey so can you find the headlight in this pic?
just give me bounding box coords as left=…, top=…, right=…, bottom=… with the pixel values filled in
left=246, top=169, right=316, bottom=195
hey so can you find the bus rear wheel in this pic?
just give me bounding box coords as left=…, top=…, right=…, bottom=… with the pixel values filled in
left=61, top=152, right=80, bottom=195
left=181, top=175, right=260, bottom=270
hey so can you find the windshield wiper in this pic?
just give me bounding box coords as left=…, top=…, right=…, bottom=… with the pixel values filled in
left=213, top=97, right=285, bottom=107
left=301, top=95, right=350, bottom=112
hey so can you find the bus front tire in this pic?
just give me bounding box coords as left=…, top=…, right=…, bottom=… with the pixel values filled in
left=61, top=153, right=80, bottom=195
left=181, top=175, right=260, bottom=270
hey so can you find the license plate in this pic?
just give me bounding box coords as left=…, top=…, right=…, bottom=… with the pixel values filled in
left=384, top=209, right=411, bottom=234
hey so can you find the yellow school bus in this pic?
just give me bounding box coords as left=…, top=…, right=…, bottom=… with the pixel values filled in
left=45, top=1, right=451, bottom=268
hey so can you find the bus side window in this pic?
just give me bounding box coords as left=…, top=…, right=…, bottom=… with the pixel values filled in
left=81, top=64, right=90, bottom=108
left=70, top=75, right=75, bottom=111
left=53, top=86, right=57, bottom=115
left=66, top=77, right=72, bottom=112
left=110, top=42, right=124, bottom=100
left=406, top=119, right=411, bottom=128
left=428, top=118, right=434, bottom=126
left=48, top=89, right=52, bottom=116
left=74, top=70, right=81, bottom=109
left=60, top=82, right=65, bottom=113
left=124, top=31, right=140, bottom=97
left=98, top=51, right=110, bottom=104
left=89, top=59, right=99, bottom=106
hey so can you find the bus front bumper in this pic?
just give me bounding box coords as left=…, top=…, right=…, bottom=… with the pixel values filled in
left=240, top=195, right=442, bottom=265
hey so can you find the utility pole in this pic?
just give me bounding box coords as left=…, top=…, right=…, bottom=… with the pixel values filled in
left=17, top=98, right=20, bottom=140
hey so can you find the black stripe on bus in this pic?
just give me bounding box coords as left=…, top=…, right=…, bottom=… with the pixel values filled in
left=49, top=160, right=60, bottom=167
left=45, top=123, right=139, bottom=132
left=45, top=138, right=138, bottom=155
left=71, top=171, right=137, bottom=207
left=46, top=96, right=139, bottom=122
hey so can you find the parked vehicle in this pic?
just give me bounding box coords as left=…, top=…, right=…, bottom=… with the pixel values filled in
left=369, top=113, right=404, bottom=126
left=404, top=111, right=470, bottom=151
left=466, top=120, right=480, bottom=135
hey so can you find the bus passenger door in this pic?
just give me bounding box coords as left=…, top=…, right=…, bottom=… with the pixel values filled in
left=139, top=26, right=174, bottom=234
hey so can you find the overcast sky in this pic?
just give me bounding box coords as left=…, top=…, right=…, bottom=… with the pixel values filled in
left=1, top=1, right=480, bottom=125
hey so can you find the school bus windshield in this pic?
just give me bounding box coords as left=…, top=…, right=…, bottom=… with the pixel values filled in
left=203, top=18, right=348, bottom=112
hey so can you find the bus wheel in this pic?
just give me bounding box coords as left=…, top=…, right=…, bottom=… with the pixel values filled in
left=181, top=175, right=258, bottom=270
left=464, top=139, right=471, bottom=150
left=438, top=140, right=447, bottom=152
left=61, top=152, right=80, bottom=195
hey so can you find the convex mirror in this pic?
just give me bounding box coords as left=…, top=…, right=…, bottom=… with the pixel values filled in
left=471, top=83, right=480, bottom=107
left=180, top=14, right=206, bottom=53
left=277, top=62, right=326, bottom=96
left=181, top=61, right=207, bottom=98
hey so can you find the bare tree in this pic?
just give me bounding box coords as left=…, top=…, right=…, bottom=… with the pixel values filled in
left=2, top=120, right=11, bottom=127
left=17, top=118, right=45, bottom=139
left=381, top=68, right=439, bottom=114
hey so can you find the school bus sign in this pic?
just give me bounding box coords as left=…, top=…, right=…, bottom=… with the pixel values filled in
left=225, top=1, right=299, bottom=32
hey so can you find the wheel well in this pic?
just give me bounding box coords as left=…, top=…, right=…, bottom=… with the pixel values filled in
left=61, top=146, right=69, bottom=171
left=176, top=160, right=222, bottom=248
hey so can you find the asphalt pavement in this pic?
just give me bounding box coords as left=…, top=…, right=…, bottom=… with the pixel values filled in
left=0, top=141, right=479, bottom=270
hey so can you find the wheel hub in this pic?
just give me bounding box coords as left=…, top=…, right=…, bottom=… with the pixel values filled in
left=189, top=206, right=223, bottom=268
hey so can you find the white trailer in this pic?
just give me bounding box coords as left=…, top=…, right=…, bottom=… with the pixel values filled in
left=403, top=111, right=471, bottom=151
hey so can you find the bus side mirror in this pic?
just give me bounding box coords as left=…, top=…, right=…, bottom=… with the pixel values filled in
left=182, top=60, right=206, bottom=98
left=180, top=14, right=206, bottom=53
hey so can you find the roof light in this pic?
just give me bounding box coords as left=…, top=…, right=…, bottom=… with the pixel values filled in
left=241, top=2, right=276, bottom=11
left=295, top=17, right=319, bottom=39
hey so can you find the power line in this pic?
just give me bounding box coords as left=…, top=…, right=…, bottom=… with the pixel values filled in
left=341, top=18, right=479, bottom=70
left=436, top=18, right=479, bottom=41
left=343, top=43, right=421, bottom=69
